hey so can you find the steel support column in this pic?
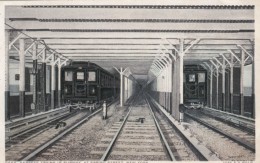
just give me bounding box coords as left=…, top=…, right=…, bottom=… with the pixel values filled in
left=171, top=61, right=177, bottom=117
left=210, top=65, right=213, bottom=108
left=252, top=41, right=255, bottom=118
left=179, top=38, right=184, bottom=104
left=120, top=68, right=124, bottom=107
left=240, top=50, right=245, bottom=116
left=5, top=30, right=10, bottom=120
left=58, top=65, right=62, bottom=107
left=42, top=50, right=47, bottom=111
left=230, top=54, right=234, bottom=113
left=19, top=39, right=25, bottom=117
left=216, top=68, right=219, bottom=109
left=32, top=43, right=38, bottom=114
left=222, top=59, right=226, bottom=111
left=169, top=63, right=172, bottom=114
left=51, top=55, right=56, bottom=110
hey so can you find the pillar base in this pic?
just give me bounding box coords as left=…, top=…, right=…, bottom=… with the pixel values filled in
left=252, top=93, right=254, bottom=118
left=58, top=90, right=61, bottom=107
left=5, top=91, right=10, bottom=121
left=240, top=93, right=244, bottom=116
left=222, top=93, right=225, bottom=111
left=19, top=91, right=25, bottom=117
left=51, top=90, right=56, bottom=109
left=230, top=93, right=233, bottom=113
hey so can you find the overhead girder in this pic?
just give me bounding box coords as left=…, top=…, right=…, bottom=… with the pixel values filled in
left=6, top=5, right=253, bottom=20
left=6, top=20, right=253, bottom=31
left=22, top=38, right=251, bottom=45
left=11, top=31, right=254, bottom=40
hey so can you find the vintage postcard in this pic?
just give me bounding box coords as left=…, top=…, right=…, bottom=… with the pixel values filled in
left=0, top=0, right=258, bottom=162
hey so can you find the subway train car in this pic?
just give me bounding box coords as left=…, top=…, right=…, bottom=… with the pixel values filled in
left=61, top=61, right=119, bottom=105
left=184, top=65, right=207, bottom=109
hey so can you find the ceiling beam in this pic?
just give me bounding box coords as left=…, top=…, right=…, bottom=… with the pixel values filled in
left=13, top=31, right=254, bottom=40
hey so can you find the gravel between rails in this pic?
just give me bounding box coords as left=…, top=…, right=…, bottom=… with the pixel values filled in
left=106, top=103, right=169, bottom=161
left=185, top=117, right=255, bottom=161
left=33, top=102, right=130, bottom=161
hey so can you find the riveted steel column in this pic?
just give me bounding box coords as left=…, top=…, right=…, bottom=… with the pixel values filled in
left=240, top=50, right=245, bottom=116
left=51, top=55, right=56, bottom=110
left=169, top=63, right=172, bottom=114
left=120, top=68, right=124, bottom=107
left=175, top=58, right=180, bottom=120
left=42, top=50, right=47, bottom=111
left=5, top=30, right=10, bottom=120
left=210, top=65, right=213, bottom=108
left=32, top=43, right=38, bottom=114
left=251, top=60, right=254, bottom=118
left=216, top=68, right=219, bottom=109
left=179, top=38, right=184, bottom=104
left=252, top=41, right=255, bottom=118
left=19, top=39, right=25, bottom=117
left=171, top=62, right=175, bottom=116
left=230, top=54, right=234, bottom=113
left=165, top=66, right=168, bottom=112
left=222, top=59, right=226, bottom=111
left=58, top=65, right=61, bottom=107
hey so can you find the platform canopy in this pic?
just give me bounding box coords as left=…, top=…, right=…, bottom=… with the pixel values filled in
left=5, top=2, right=254, bottom=75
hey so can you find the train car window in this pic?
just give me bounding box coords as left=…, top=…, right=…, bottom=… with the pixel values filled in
left=189, top=74, right=196, bottom=82
left=65, top=71, right=73, bottom=81
left=88, top=71, right=96, bottom=82
left=198, top=73, right=205, bottom=83
left=77, top=72, right=84, bottom=81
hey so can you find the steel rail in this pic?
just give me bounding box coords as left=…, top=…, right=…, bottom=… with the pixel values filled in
left=185, top=112, right=255, bottom=152
left=201, top=109, right=255, bottom=134
left=100, top=94, right=139, bottom=161
left=21, top=100, right=117, bottom=161
left=7, top=109, right=77, bottom=141
left=145, top=96, right=176, bottom=161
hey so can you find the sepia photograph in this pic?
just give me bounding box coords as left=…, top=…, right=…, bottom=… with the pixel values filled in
left=1, top=0, right=258, bottom=162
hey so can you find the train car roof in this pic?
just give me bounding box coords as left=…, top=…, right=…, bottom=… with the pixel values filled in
left=63, top=61, right=118, bottom=77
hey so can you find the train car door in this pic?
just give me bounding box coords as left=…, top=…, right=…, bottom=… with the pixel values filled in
left=75, top=70, right=87, bottom=97
left=64, top=70, right=74, bottom=97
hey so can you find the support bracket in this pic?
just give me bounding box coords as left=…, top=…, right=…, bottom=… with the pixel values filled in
left=228, top=50, right=241, bottom=63
left=8, top=33, right=23, bottom=50
left=183, top=38, right=201, bottom=55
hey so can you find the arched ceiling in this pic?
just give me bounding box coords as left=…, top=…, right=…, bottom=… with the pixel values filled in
left=5, top=4, right=254, bottom=77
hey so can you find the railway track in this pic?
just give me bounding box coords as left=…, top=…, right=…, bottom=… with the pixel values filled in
left=5, top=107, right=78, bottom=150
left=148, top=100, right=201, bottom=161
left=184, top=116, right=255, bottom=160
left=9, top=93, right=254, bottom=161
left=5, top=100, right=117, bottom=161
left=91, top=94, right=175, bottom=161
left=199, top=108, right=255, bottom=134
left=185, top=109, right=255, bottom=152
